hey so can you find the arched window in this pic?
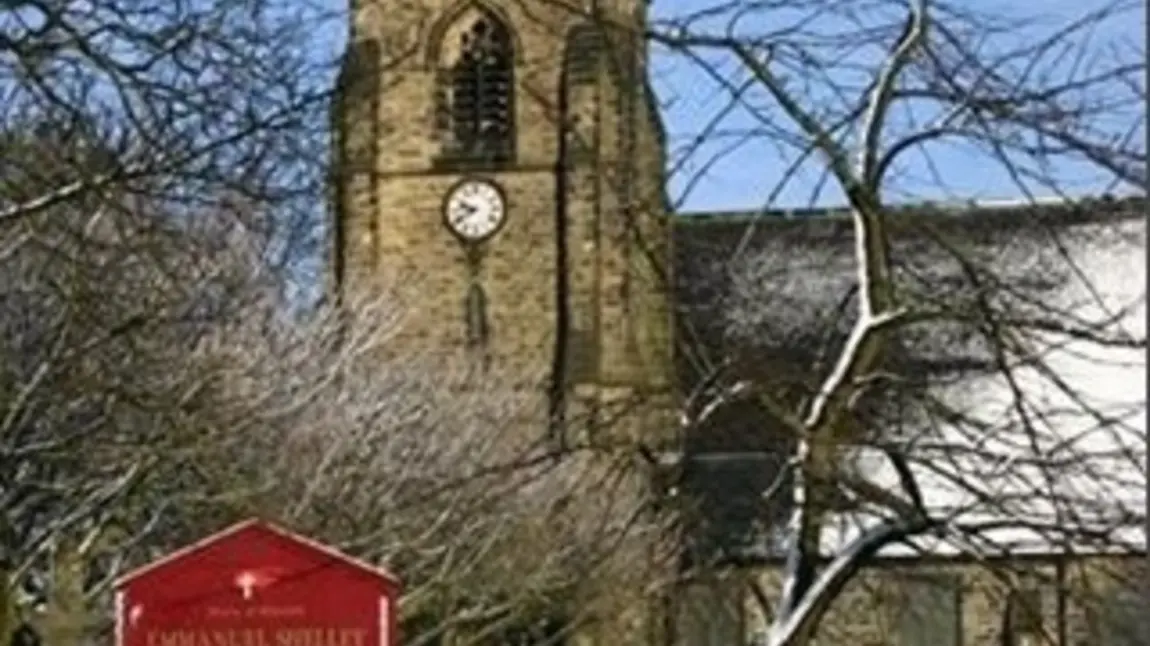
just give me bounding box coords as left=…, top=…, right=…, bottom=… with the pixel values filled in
left=434, top=6, right=515, bottom=166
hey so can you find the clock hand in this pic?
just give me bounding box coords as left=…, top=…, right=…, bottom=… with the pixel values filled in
left=451, top=204, right=477, bottom=225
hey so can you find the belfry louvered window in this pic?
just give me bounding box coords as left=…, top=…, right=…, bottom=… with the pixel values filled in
left=435, top=8, right=515, bottom=165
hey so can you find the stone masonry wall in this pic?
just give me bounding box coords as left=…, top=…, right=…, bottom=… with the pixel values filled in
left=333, top=0, right=675, bottom=421
left=730, top=553, right=1147, bottom=646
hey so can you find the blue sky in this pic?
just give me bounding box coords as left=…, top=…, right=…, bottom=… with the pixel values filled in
left=312, top=0, right=1143, bottom=213
left=646, top=0, right=1145, bottom=212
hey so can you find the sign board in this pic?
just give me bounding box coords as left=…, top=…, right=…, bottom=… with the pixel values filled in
left=115, top=519, right=400, bottom=646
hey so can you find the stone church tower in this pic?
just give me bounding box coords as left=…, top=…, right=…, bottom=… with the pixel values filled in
left=331, top=0, right=676, bottom=446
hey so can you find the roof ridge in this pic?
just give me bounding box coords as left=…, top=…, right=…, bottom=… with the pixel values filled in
left=673, top=193, right=1146, bottom=225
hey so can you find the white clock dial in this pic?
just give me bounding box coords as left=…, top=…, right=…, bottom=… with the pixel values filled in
left=444, top=179, right=505, bottom=242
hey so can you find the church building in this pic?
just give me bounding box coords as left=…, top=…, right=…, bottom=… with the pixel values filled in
left=330, top=1, right=1147, bottom=645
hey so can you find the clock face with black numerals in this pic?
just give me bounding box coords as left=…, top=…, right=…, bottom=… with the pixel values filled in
left=443, top=178, right=506, bottom=242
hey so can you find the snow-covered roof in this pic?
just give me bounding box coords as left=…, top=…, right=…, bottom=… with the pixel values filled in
left=842, top=217, right=1145, bottom=558
left=672, top=197, right=1146, bottom=561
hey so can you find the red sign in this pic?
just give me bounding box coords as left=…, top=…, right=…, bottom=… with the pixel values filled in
left=115, top=519, right=401, bottom=646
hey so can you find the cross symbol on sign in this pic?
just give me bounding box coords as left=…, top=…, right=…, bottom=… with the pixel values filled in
left=235, top=571, right=258, bottom=600
left=232, top=567, right=282, bottom=601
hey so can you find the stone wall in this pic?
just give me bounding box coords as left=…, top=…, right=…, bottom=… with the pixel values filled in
left=676, top=552, right=1148, bottom=646
left=332, top=0, right=674, bottom=410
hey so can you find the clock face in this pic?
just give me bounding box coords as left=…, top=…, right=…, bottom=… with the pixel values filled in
left=444, top=179, right=506, bottom=242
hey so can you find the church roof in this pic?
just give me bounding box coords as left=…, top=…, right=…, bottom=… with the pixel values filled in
left=666, top=195, right=1146, bottom=564
left=670, top=194, right=1144, bottom=393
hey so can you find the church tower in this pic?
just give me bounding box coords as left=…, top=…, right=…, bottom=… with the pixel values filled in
left=331, top=0, right=675, bottom=445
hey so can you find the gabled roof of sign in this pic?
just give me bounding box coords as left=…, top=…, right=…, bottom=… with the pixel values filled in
left=114, top=517, right=400, bottom=588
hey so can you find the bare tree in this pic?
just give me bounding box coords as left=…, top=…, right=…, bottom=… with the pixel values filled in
left=0, top=3, right=677, bottom=644
left=0, top=0, right=350, bottom=295
left=0, top=156, right=288, bottom=642
left=646, top=0, right=1146, bottom=644
left=0, top=170, right=673, bottom=646
left=177, top=296, right=675, bottom=646
left=0, top=214, right=674, bottom=646
left=0, top=3, right=333, bottom=639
